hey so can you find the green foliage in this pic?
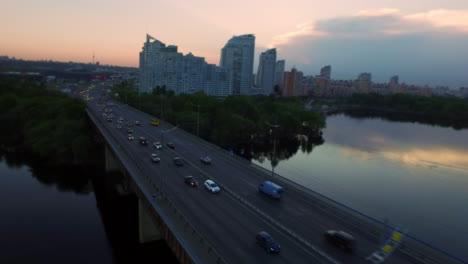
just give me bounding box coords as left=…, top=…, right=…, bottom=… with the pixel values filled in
left=343, top=93, right=468, bottom=122
left=110, top=83, right=325, bottom=150
left=0, top=76, right=91, bottom=164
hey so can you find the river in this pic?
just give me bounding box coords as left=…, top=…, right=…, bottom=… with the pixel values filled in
left=253, top=112, right=468, bottom=262
left=0, top=151, right=178, bottom=264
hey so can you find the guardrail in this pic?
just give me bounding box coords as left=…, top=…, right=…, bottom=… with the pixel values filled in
left=87, top=107, right=227, bottom=264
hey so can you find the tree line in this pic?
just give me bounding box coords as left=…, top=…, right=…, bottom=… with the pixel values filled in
left=0, top=76, right=94, bottom=164
left=112, top=83, right=326, bottom=152
left=339, top=93, right=468, bottom=126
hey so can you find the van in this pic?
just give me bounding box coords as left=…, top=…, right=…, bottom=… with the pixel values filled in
left=258, top=181, right=283, bottom=199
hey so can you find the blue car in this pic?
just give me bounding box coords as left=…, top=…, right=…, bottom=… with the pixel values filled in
left=256, top=231, right=280, bottom=253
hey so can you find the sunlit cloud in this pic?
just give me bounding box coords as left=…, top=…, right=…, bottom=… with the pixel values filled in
left=404, top=9, right=468, bottom=32
left=269, top=8, right=468, bottom=85
left=271, top=8, right=468, bottom=45
left=354, top=8, right=400, bottom=17
left=269, top=22, right=329, bottom=47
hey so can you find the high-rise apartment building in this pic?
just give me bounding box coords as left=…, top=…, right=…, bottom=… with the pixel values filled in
left=139, top=34, right=231, bottom=97
left=255, top=49, right=276, bottom=95
left=220, top=34, right=255, bottom=95
left=356, top=72, right=372, bottom=93
left=281, top=67, right=304, bottom=97
left=274, top=60, right=285, bottom=92
left=320, top=65, right=331, bottom=79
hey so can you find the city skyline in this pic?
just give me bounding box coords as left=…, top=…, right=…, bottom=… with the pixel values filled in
left=2, top=0, right=468, bottom=86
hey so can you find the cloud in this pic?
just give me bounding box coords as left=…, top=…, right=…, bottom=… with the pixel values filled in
left=270, top=9, right=468, bottom=86
left=354, top=8, right=400, bottom=17
left=269, top=22, right=328, bottom=47
left=404, top=9, right=468, bottom=32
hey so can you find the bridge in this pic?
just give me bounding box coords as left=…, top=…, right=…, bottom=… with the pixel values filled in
left=84, top=89, right=464, bottom=264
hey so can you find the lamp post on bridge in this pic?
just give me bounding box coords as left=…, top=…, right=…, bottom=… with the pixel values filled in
left=266, top=119, right=280, bottom=178
left=191, top=103, right=200, bottom=137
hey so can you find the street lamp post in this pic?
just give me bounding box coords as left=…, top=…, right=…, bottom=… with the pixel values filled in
left=191, top=103, right=200, bottom=137
left=266, top=120, right=280, bottom=178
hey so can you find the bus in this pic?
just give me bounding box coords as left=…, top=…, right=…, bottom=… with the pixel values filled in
left=150, top=119, right=160, bottom=126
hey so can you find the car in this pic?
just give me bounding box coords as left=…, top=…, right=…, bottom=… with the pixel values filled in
left=116, top=124, right=122, bottom=129
left=107, top=118, right=112, bottom=122
left=184, top=176, right=198, bottom=187
left=128, top=134, right=134, bottom=140
left=256, top=231, right=280, bottom=253
left=173, top=157, right=183, bottom=167
left=167, top=142, right=175, bottom=149
left=127, top=128, right=133, bottom=133
left=150, top=153, right=160, bottom=163
left=126, top=122, right=133, bottom=127
left=139, top=137, right=148, bottom=145
left=324, top=230, right=355, bottom=252
left=258, top=181, right=283, bottom=199
left=204, top=180, right=220, bottom=193
left=135, top=120, right=141, bottom=126
left=117, top=120, right=122, bottom=124
left=153, top=142, right=163, bottom=149
left=200, top=156, right=212, bottom=164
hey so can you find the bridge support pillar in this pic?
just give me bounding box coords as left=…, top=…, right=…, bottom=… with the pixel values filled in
left=139, top=198, right=162, bottom=243
left=105, top=145, right=120, bottom=172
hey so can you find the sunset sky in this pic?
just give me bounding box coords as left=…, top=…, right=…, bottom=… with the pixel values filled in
left=2, top=0, right=468, bottom=86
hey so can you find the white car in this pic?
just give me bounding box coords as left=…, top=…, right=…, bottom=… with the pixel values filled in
left=153, top=142, right=163, bottom=149
left=128, top=134, right=134, bottom=140
left=204, top=180, right=220, bottom=193
left=150, top=153, right=160, bottom=163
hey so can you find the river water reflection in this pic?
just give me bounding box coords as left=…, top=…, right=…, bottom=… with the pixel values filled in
left=0, top=151, right=178, bottom=264
left=254, top=112, right=468, bottom=261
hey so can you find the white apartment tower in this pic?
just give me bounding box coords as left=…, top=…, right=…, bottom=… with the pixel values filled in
left=255, top=48, right=277, bottom=95
left=274, top=60, right=285, bottom=91
left=220, top=34, right=255, bottom=95
left=139, top=34, right=231, bottom=97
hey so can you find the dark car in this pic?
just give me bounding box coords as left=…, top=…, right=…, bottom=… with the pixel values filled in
left=200, top=156, right=211, bottom=164
left=324, top=230, right=355, bottom=252
left=167, top=142, right=175, bottom=149
left=184, top=175, right=198, bottom=187
left=256, top=231, right=280, bottom=253
left=173, top=157, right=183, bottom=167
left=139, top=137, right=148, bottom=145
left=127, top=129, right=133, bottom=133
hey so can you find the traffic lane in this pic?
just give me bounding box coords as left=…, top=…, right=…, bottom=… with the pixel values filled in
left=157, top=159, right=321, bottom=264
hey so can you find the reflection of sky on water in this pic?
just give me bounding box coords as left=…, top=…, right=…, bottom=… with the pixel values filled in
left=255, top=114, right=468, bottom=261
left=325, top=114, right=468, bottom=172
